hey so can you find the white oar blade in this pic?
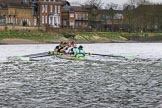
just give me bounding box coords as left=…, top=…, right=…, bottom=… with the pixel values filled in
left=17, top=56, right=30, bottom=61
left=23, top=52, right=49, bottom=57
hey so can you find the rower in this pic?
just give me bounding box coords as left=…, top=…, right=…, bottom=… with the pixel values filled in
left=68, top=41, right=76, bottom=55
left=60, top=42, right=68, bottom=53
left=65, top=42, right=73, bottom=54
left=71, top=44, right=85, bottom=58
left=77, top=45, right=85, bottom=57
left=54, top=41, right=64, bottom=52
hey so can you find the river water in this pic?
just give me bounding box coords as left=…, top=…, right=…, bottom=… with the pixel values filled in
left=0, top=43, right=162, bottom=108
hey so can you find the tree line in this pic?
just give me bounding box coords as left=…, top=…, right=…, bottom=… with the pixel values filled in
left=84, top=0, right=162, bottom=32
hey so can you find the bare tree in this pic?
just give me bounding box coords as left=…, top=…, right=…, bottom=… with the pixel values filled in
left=123, top=0, right=162, bottom=32
left=127, top=0, right=151, bottom=6
left=85, top=0, right=103, bottom=9
left=123, top=3, right=135, bottom=32
left=105, top=3, right=118, bottom=10
left=105, top=3, right=119, bottom=32
left=83, top=0, right=103, bottom=31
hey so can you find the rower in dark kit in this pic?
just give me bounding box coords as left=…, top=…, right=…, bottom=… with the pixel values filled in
left=54, top=41, right=64, bottom=53
left=60, top=42, right=68, bottom=53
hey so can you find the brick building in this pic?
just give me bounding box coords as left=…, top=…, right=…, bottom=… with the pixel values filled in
left=38, top=0, right=69, bottom=28
left=0, top=0, right=124, bottom=31
left=68, top=6, right=88, bottom=29
left=0, top=1, right=35, bottom=26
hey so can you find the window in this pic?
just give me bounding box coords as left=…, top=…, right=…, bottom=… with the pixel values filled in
left=83, top=14, right=85, bottom=19
left=49, top=16, right=53, bottom=25
left=63, top=20, right=66, bottom=26
left=75, top=14, right=78, bottom=20
left=53, top=5, right=55, bottom=12
left=78, top=14, right=81, bottom=20
left=45, top=16, right=47, bottom=24
left=26, top=19, right=29, bottom=25
left=50, top=5, right=53, bottom=13
left=34, top=18, right=37, bottom=26
left=45, top=5, right=48, bottom=13
left=58, top=16, right=60, bottom=23
left=42, top=16, right=44, bottom=24
left=70, top=21, right=74, bottom=28
left=54, top=17, right=57, bottom=25
left=55, top=5, right=57, bottom=13
left=70, top=13, right=74, bottom=18
left=58, top=5, right=60, bottom=13
left=42, top=5, right=44, bottom=13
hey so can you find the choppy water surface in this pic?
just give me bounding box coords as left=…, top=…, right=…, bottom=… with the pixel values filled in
left=0, top=43, right=162, bottom=108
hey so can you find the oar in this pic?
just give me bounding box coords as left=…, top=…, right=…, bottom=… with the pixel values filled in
left=86, top=52, right=135, bottom=60
left=17, top=53, right=52, bottom=61
left=86, top=52, right=125, bottom=58
left=23, top=51, right=49, bottom=57
left=30, top=53, right=52, bottom=58
left=17, top=51, right=53, bottom=61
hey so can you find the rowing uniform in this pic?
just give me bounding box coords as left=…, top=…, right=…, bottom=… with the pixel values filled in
left=73, top=47, right=85, bottom=58
left=55, top=45, right=63, bottom=53
left=77, top=49, right=85, bottom=57
left=65, top=46, right=73, bottom=54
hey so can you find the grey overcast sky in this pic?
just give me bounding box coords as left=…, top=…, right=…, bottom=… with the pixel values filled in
left=68, top=0, right=162, bottom=5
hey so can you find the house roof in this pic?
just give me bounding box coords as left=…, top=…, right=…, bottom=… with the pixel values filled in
left=70, top=6, right=87, bottom=12
left=7, top=2, right=31, bottom=8
left=0, top=3, right=8, bottom=9
left=81, top=5, right=98, bottom=10
left=59, top=0, right=70, bottom=6
left=98, top=8, right=123, bottom=14
left=0, top=16, right=5, bottom=19
left=0, top=0, right=21, bottom=3
left=0, top=1, right=32, bottom=9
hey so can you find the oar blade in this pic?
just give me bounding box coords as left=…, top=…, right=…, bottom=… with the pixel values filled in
left=17, top=51, right=54, bottom=61
left=23, top=52, right=49, bottom=57
left=86, top=52, right=129, bottom=60
left=30, top=54, right=51, bottom=58
left=17, top=56, right=30, bottom=61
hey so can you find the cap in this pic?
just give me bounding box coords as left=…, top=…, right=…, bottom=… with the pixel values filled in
left=78, top=45, right=83, bottom=49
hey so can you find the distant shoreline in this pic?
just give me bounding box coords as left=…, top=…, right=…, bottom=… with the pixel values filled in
left=0, top=31, right=162, bottom=45
left=1, top=38, right=162, bottom=45
left=0, top=39, right=124, bottom=45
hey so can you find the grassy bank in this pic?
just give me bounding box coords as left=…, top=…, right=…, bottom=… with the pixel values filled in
left=121, top=32, right=162, bottom=42
left=0, top=30, right=67, bottom=43
left=0, top=30, right=127, bottom=43
left=0, top=30, right=162, bottom=44
left=75, top=32, right=126, bottom=42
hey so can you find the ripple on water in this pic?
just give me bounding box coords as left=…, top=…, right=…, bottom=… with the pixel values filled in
left=0, top=58, right=162, bottom=108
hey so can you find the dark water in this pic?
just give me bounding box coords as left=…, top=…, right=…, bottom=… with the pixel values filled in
left=0, top=57, right=162, bottom=108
